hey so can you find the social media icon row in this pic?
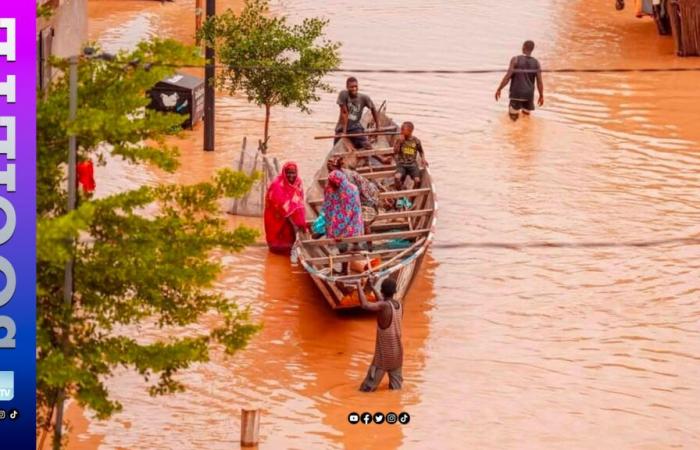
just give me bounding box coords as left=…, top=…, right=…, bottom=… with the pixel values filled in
left=0, top=408, right=19, bottom=420
left=348, top=411, right=410, bottom=425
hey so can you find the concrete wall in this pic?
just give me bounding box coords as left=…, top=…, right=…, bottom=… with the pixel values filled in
left=49, top=0, right=88, bottom=58
left=37, top=0, right=87, bottom=88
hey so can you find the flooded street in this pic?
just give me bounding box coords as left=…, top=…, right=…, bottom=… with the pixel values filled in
left=68, top=0, right=700, bottom=448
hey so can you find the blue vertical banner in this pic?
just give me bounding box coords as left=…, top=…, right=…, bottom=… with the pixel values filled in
left=0, top=2, right=37, bottom=449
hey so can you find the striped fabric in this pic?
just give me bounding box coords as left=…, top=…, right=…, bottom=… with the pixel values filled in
left=372, top=301, right=403, bottom=370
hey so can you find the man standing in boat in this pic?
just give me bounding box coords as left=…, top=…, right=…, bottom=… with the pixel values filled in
left=355, top=277, right=404, bottom=391
left=335, top=77, right=382, bottom=149
left=495, top=40, right=544, bottom=121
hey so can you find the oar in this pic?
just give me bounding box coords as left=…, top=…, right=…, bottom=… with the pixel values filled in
left=314, top=126, right=399, bottom=140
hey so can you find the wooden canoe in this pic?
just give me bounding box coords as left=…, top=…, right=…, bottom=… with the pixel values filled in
left=293, top=106, right=437, bottom=310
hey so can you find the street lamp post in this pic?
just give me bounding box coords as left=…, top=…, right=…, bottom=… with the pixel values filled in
left=203, top=0, right=215, bottom=151
left=52, top=54, right=78, bottom=450
left=52, top=48, right=121, bottom=450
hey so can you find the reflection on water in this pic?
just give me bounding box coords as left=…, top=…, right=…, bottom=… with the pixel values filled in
left=67, top=0, right=700, bottom=448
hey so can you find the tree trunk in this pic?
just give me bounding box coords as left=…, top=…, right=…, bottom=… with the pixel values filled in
left=53, top=390, right=65, bottom=450
left=263, top=104, right=271, bottom=154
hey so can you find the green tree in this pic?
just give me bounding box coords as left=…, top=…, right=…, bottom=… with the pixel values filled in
left=199, top=0, right=341, bottom=152
left=37, top=39, right=261, bottom=449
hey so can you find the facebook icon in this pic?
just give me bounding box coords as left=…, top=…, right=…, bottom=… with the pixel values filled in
left=0, top=371, right=14, bottom=401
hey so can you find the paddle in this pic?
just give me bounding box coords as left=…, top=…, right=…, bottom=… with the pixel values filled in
left=314, top=126, right=399, bottom=140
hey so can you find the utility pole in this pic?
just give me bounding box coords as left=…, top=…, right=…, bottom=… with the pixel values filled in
left=195, top=0, right=203, bottom=33
left=53, top=55, right=78, bottom=450
left=203, top=0, right=215, bottom=151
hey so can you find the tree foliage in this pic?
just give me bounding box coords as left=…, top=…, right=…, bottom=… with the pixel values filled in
left=37, top=39, right=261, bottom=447
left=198, top=0, right=341, bottom=148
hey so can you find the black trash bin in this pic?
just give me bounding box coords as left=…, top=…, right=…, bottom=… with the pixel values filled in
left=147, top=73, right=205, bottom=128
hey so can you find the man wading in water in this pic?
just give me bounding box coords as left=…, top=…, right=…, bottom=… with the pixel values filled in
left=495, top=40, right=544, bottom=121
left=355, top=278, right=404, bottom=391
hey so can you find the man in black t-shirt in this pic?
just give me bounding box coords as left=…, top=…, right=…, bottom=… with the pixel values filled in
left=495, top=40, right=544, bottom=121
left=335, top=77, right=381, bottom=149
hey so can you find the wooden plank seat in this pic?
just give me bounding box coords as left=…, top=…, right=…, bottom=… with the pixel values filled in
left=300, top=229, right=429, bottom=247
left=330, top=147, right=394, bottom=159
left=318, top=169, right=396, bottom=183
left=308, top=188, right=431, bottom=206
left=305, top=208, right=433, bottom=226
left=322, top=238, right=427, bottom=281
left=356, top=164, right=396, bottom=173
left=303, top=248, right=406, bottom=265
left=370, top=222, right=410, bottom=232
left=372, top=208, right=433, bottom=221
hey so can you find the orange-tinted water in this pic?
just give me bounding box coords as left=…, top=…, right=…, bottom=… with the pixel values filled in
left=65, top=1, right=700, bottom=449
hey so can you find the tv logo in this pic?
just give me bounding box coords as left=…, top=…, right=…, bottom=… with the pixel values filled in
left=0, top=371, right=14, bottom=401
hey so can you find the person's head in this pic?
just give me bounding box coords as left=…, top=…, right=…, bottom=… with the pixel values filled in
left=284, top=163, right=298, bottom=185
left=326, top=156, right=343, bottom=173
left=522, top=40, right=535, bottom=55
left=400, top=121, right=414, bottom=139
left=346, top=77, right=359, bottom=97
left=328, top=170, right=344, bottom=189
left=380, top=278, right=397, bottom=299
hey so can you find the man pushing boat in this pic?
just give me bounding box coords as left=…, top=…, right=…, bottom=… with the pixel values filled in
left=355, top=277, right=404, bottom=391
left=335, top=77, right=382, bottom=149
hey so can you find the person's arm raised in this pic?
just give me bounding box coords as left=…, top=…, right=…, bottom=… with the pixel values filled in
left=369, top=276, right=383, bottom=304
left=356, top=280, right=382, bottom=312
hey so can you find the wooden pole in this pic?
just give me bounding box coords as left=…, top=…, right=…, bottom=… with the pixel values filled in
left=260, top=157, right=266, bottom=215
left=314, top=126, right=398, bottom=140
left=54, top=55, right=79, bottom=450
left=315, top=131, right=400, bottom=140
left=229, top=137, right=246, bottom=215
left=203, top=0, right=215, bottom=151
left=241, top=409, right=261, bottom=447
left=195, top=0, right=203, bottom=33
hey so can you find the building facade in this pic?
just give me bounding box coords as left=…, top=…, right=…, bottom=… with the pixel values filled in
left=37, top=0, right=88, bottom=89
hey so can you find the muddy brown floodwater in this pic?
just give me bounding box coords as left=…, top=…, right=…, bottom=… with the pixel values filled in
left=63, top=0, right=700, bottom=449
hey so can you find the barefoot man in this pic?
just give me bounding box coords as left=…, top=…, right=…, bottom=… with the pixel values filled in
left=356, top=278, right=404, bottom=392
left=495, top=40, right=544, bottom=121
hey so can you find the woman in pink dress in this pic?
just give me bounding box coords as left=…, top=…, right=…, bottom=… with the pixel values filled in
left=264, top=162, right=307, bottom=254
